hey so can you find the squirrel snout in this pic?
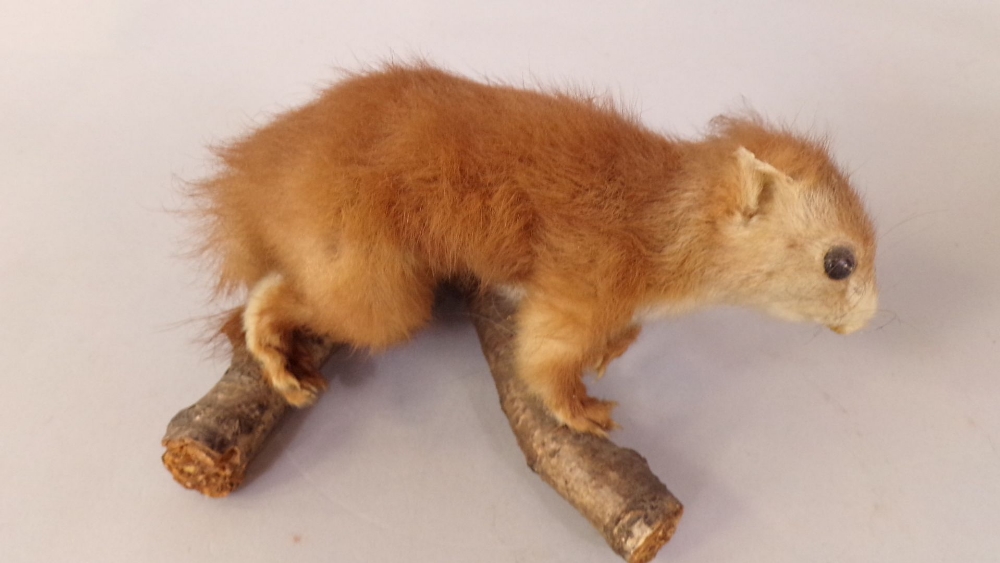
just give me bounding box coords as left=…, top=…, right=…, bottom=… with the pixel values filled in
left=829, top=282, right=879, bottom=335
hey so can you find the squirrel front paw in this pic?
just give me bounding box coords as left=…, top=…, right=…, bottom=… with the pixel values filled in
left=547, top=389, right=619, bottom=437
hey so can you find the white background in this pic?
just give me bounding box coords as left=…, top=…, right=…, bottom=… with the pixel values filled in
left=2, top=1, right=999, bottom=562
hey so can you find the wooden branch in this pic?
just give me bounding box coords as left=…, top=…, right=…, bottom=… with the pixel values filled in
left=161, top=335, right=336, bottom=497
left=162, top=292, right=682, bottom=561
left=467, top=291, right=683, bottom=563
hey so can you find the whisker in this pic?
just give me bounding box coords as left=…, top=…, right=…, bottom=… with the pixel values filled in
left=805, top=325, right=825, bottom=344
left=866, top=309, right=901, bottom=331
left=877, top=210, right=947, bottom=243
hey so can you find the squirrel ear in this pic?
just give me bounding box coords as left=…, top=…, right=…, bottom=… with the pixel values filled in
left=734, top=147, right=787, bottom=218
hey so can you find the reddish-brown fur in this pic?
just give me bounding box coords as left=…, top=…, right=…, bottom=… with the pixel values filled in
left=192, top=63, right=877, bottom=434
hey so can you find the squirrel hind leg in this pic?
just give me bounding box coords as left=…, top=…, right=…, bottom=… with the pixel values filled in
left=243, top=272, right=327, bottom=406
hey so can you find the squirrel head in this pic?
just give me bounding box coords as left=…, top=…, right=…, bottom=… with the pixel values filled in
left=706, top=118, right=878, bottom=334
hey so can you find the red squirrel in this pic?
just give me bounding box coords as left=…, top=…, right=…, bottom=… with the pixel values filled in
left=191, top=64, right=878, bottom=435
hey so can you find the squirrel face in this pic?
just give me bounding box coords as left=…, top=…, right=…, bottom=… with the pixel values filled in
left=713, top=144, right=878, bottom=335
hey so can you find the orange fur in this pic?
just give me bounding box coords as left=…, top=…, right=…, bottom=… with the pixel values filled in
left=191, top=63, right=877, bottom=434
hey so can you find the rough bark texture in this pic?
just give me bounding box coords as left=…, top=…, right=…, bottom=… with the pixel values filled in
left=161, top=336, right=336, bottom=497
left=467, top=291, right=683, bottom=563
left=162, top=291, right=682, bottom=561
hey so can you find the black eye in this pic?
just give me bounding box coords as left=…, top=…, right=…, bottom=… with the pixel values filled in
left=824, top=246, right=856, bottom=280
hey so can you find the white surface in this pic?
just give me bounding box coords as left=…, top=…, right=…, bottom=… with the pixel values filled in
left=2, top=2, right=999, bottom=562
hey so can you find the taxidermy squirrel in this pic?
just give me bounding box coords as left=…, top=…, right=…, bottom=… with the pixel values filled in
left=193, top=63, right=877, bottom=435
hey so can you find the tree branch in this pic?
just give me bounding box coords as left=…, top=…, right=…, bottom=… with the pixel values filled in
left=161, top=335, right=335, bottom=497
left=162, top=292, right=682, bottom=561
left=467, top=291, right=682, bottom=563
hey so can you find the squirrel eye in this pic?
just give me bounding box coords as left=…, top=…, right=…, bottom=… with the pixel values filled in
left=824, top=246, right=856, bottom=281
